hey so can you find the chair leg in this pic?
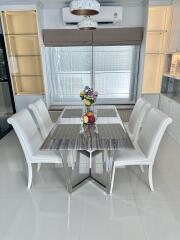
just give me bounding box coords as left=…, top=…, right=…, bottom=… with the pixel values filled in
left=37, top=163, right=41, bottom=172
left=148, top=165, right=154, bottom=191
left=110, top=164, right=116, bottom=195
left=140, top=165, right=144, bottom=173
left=27, top=163, right=33, bottom=190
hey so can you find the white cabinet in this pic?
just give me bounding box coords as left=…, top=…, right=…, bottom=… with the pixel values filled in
left=159, top=94, right=180, bottom=143
left=168, top=0, right=180, bottom=53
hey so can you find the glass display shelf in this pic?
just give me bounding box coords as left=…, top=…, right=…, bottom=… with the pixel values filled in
left=146, top=31, right=167, bottom=53
left=12, top=75, right=44, bottom=95
left=9, top=56, right=43, bottom=76
left=5, top=35, right=40, bottom=56
left=147, top=30, right=167, bottom=33
left=145, top=52, right=165, bottom=55
left=2, top=10, right=45, bottom=95
left=2, top=11, right=38, bottom=35
left=147, top=6, right=170, bottom=31
left=142, top=54, right=164, bottom=93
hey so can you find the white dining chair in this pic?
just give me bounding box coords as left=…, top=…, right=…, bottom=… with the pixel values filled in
left=28, top=99, right=54, bottom=139
left=125, top=98, right=151, bottom=143
left=110, top=108, right=172, bottom=194
left=7, top=109, right=62, bottom=189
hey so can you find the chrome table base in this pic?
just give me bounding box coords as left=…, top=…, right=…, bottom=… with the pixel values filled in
left=59, top=150, right=114, bottom=194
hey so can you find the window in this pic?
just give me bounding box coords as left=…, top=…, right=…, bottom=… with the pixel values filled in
left=45, top=45, right=139, bottom=105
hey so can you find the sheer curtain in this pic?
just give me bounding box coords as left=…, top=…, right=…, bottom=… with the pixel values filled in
left=45, top=47, right=92, bottom=105
left=45, top=45, right=139, bottom=105
left=93, top=46, right=139, bottom=104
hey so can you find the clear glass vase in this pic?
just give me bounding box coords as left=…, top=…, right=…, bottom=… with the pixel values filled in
left=84, top=105, right=93, bottom=114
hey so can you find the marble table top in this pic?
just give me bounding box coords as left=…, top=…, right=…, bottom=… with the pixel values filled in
left=41, top=106, right=134, bottom=151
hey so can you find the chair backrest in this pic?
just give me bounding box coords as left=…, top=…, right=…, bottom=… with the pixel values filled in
left=7, top=109, right=43, bottom=162
left=138, top=108, right=172, bottom=163
left=128, top=98, right=151, bottom=142
left=28, top=99, right=53, bottom=139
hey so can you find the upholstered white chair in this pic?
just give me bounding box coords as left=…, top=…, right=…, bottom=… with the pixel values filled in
left=28, top=99, right=54, bottom=139
left=125, top=98, right=151, bottom=143
left=7, top=109, right=62, bottom=189
left=110, top=108, right=172, bottom=194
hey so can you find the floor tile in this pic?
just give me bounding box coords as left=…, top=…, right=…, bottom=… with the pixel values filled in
left=0, top=131, right=180, bottom=240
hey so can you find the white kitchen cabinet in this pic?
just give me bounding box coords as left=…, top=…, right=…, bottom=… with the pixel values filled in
left=168, top=0, right=180, bottom=53
left=159, top=94, right=180, bottom=144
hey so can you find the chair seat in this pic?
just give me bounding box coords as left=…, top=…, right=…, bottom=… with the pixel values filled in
left=31, top=150, right=62, bottom=163
left=114, top=146, right=150, bottom=166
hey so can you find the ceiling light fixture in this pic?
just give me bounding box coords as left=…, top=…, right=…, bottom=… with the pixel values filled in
left=70, top=0, right=100, bottom=16
left=78, top=16, right=97, bottom=30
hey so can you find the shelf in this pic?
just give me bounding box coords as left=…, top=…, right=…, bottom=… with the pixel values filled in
left=142, top=6, right=172, bottom=94
left=5, top=33, right=38, bottom=36
left=9, top=56, right=43, bottom=76
left=146, top=52, right=165, bottom=55
left=13, top=76, right=44, bottom=94
left=9, top=55, right=41, bottom=57
left=142, top=53, right=165, bottom=93
left=2, top=10, right=44, bottom=95
left=2, top=11, right=38, bottom=35
left=12, top=75, right=42, bottom=77
left=146, top=31, right=167, bottom=53
left=16, top=92, right=45, bottom=95
left=147, top=6, right=171, bottom=32
left=147, top=30, right=168, bottom=33
left=163, top=73, right=180, bottom=80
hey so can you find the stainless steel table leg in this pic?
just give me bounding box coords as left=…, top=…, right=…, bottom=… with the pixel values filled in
left=58, top=150, right=73, bottom=193
left=91, top=149, right=114, bottom=194
left=105, top=149, right=115, bottom=194
left=58, top=150, right=91, bottom=193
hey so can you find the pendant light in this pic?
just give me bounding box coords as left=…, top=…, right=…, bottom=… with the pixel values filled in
left=70, top=0, right=100, bottom=16
left=78, top=16, right=97, bottom=30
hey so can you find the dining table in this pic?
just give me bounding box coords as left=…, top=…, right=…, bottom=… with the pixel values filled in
left=41, top=105, right=134, bottom=194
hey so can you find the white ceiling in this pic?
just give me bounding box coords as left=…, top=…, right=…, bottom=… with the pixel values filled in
left=0, top=0, right=172, bottom=7
left=0, top=0, right=147, bottom=5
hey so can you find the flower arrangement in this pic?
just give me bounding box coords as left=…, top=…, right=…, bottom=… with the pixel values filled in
left=80, top=86, right=98, bottom=107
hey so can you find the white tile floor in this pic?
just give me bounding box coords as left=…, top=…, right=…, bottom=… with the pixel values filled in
left=0, top=130, right=180, bottom=240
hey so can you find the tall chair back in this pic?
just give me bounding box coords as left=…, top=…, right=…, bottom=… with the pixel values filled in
left=29, top=99, right=53, bottom=139
left=128, top=98, right=151, bottom=142
left=7, top=109, right=43, bottom=162
left=138, top=108, right=172, bottom=163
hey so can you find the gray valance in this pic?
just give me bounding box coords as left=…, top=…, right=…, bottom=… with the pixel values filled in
left=43, top=27, right=144, bottom=47
left=92, top=28, right=144, bottom=45
left=43, top=29, right=92, bottom=46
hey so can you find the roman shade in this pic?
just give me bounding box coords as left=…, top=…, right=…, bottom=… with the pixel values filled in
left=43, top=29, right=92, bottom=46
left=92, top=27, right=144, bottom=45
left=43, top=27, right=144, bottom=46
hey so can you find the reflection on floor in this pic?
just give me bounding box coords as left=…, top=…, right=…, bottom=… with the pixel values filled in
left=0, top=131, right=180, bottom=240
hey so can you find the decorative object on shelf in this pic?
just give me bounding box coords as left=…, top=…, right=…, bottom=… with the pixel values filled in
left=78, top=16, right=97, bottom=30
left=70, top=0, right=100, bottom=16
left=80, top=86, right=98, bottom=107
